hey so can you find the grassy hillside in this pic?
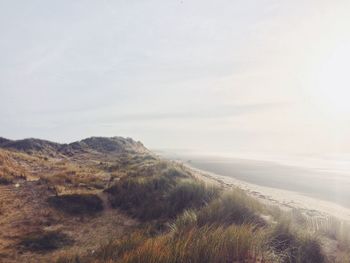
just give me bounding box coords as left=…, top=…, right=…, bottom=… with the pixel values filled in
left=0, top=137, right=349, bottom=262
left=56, top=162, right=326, bottom=263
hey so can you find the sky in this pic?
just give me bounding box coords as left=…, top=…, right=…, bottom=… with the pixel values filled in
left=1, top=0, right=350, bottom=156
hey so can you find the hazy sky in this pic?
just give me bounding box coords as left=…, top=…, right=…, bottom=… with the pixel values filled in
left=1, top=0, right=350, bottom=155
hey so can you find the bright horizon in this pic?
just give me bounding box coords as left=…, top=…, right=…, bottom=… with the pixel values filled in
left=1, top=0, right=350, bottom=156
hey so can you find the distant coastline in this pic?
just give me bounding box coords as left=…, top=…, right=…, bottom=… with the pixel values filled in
left=156, top=150, right=350, bottom=221
left=183, top=161, right=350, bottom=222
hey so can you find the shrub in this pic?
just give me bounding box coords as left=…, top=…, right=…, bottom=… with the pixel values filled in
left=19, top=230, right=72, bottom=252
left=0, top=175, right=12, bottom=185
left=48, top=194, right=103, bottom=216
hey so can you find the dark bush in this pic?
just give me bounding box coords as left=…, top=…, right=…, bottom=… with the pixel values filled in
left=48, top=194, right=103, bottom=216
left=0, top=176, right=12, bottom=185
left=19, top=231, right=72, bottom=252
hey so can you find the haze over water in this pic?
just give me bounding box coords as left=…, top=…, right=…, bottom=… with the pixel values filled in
left=159, top=150, right=350, bottom=209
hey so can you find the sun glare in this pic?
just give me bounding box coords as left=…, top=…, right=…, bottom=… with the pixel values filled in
left=311, top=42, right=350, bottom=118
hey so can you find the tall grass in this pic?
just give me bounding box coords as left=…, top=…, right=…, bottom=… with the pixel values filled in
left=268, top=220, right=325, bottom=263
left=165, top=179, right=219, bottom=218
left=54, top=160, right=327, bottom=263
left=57, top=226, right=277, bottom=263
left=106, top=163, right=220, bottom=220
left=196, top=190, right=265, bottom=227
left=119, top=225, right=277, bottom=263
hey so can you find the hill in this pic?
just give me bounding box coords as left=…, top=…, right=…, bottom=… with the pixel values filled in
left=0, top=136, right=148, bottom=156
left=0, top=136, right=349, bottom=262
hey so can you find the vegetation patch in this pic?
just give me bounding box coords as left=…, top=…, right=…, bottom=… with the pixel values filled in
left=0, top=149, right=27, bottom=184
left=19, top=230, right=72, bottom=252
left=268, top=221, right=325, bottom=263
left=196, top=190, right=266, bottom=227
left=165, top=179, right=219, bottom=218
left=48, top=194, right=103, bottom=216
left=106, top=163, right=220, bottom=220
left=0, top=176, right=12, bottom=185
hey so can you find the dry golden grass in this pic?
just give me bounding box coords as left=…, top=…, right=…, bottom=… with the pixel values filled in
left=0, top=149, right=28, bottom=183
left=53, top=159, right=327, bottom=263
left=0, top=146, right=345, bottom=263
left=39, top=161, right=107, bottom=190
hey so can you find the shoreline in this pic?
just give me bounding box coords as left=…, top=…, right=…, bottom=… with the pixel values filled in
left=183, top=162, right=350, bottom=222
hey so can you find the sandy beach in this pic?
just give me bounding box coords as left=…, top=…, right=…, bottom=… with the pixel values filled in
left=186, top=163, right=350, bottom=222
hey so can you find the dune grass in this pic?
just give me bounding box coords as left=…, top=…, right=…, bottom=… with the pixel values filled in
left=196, top=190, right=266, bottom=227
left=267, top=220, right=325, bottom=263
left=105, top=163, right=220, bottom=221
left=117, top=225, right=276, bottom=263
left=55, top=225, right=276, bottom=263
left=55, top=160, right=326, bottom=263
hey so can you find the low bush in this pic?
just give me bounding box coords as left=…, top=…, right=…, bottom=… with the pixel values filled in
left=48, top=194, right=103, bottom=216
left=0, top=175, right=12, bottom=185
left=19, top=230, right=72, bottom=252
